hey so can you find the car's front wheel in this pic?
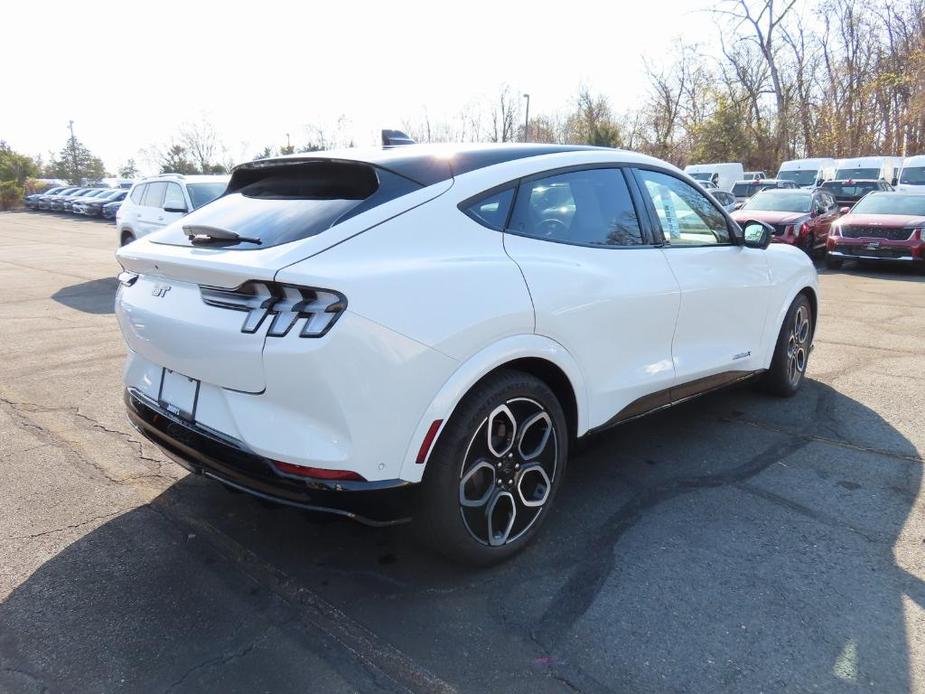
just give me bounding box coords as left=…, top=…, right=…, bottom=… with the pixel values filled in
left=760, top=293, right=814, bottom=397
left=415, top=369, right=568, bottom=565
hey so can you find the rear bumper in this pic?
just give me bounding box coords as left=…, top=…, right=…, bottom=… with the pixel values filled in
left=125, top=388, right=418, bottom=526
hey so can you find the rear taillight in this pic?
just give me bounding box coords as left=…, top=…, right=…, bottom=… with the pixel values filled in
left=200, top=281, right=346, bottom=338
left=799, top=222, right=810, bottom=237
left=272, top=461, right=365, bottom=481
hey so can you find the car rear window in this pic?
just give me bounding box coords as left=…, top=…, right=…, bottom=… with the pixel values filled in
left=732, top=182, right=760, bottom=197
left=150, top=161, right=422, bottom=250
left=821, top=182, right=879, bottom=198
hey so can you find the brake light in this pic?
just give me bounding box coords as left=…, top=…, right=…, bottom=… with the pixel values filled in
left=272, top=461, right=365, bottom=481
left=200, top=281, right=346, bottom=338
left=799, top=222, right=810, bottom=237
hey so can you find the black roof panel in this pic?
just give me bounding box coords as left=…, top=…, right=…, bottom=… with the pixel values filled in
left=239, top=143, right=611, bottom=187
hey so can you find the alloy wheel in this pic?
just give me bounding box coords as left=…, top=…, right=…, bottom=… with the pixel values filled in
left=786, top=304, right=811, bottom=385
left=458, top=397, right=558, bottom=546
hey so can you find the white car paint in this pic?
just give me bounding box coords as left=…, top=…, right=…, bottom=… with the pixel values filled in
left=776, top=158, right=837, bottom=188
left=115, top=144, right=818, bottom=494
left=682, top=162, right=744, bottom=192
left=897, top=154, right=925, bottom=192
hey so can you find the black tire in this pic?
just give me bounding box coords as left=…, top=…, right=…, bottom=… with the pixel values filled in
left=414, top=369, right=568, bottom=566
left=760, top=293, right=814, bottom=397
left=824, top=255, right=843, bottom=270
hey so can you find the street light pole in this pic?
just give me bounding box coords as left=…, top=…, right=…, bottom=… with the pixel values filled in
left=522, top=94, right=530, bottom=143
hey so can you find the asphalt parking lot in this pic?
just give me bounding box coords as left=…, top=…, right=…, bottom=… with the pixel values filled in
left=1, top=211, right=924, bottom=693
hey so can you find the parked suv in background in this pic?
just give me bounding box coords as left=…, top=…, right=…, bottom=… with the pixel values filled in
left=731, top=188, right=842, bottom=255
left=117, top=174, right=229, bottom=245
left=74, top=189, right=127, bottom=216
left=826, top=192, right=925, bottom=269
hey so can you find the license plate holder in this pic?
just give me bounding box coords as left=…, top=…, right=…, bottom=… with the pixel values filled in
left=159, top=369, right=200, bottom=421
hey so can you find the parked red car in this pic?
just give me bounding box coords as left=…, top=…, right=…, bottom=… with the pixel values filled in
left=731, top=188, right=842, bottom=255
left=825, top=192, right=925, bottom=269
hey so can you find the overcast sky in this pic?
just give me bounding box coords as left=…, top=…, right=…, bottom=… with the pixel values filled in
left=4, top=0, right=721, bottom=174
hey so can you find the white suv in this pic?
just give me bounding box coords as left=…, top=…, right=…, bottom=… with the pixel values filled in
left=114, top=144, right=818, bottom=565
left=116, top=174, right=229, bottom=246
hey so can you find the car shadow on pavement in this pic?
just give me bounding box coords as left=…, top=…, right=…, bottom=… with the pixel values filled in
left=818, top=260, right=925, bottom=282
left=0, top=379, right=922, bottom=692
left=51, top=277, right=118, bottom=314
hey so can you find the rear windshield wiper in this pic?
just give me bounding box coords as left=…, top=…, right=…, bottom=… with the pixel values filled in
left=183, top=225, right=262, bottom=245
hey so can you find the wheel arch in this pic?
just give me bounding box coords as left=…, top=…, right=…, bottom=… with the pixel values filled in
left=398, top=335, right=588, bottom=483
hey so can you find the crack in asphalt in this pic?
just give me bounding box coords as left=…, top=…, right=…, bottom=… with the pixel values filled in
left=2, top=510, right=124, bottom=542
left=163, top=624, right=275, bottom=692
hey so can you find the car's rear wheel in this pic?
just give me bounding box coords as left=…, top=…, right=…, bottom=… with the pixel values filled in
left=760, top=293, right=814, bottom=397
left=415, top=369, right=568, bottom=566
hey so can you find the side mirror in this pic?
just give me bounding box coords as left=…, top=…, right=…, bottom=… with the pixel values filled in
left=891, top=177, right=898, bottom=187
left=163, top=203, right=188, bottom=214
left=815, top=178, right=823, bottom=187
left=740, top=220, right=773, bottom=249
left=839, top=206, right=850, bottom=215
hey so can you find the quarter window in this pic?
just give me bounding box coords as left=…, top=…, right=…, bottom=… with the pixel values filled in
left=636, top=169, right=730, bottom=245
left=507, top=168, right=643, bottom=246
left=463, top=188, right=514, bottom=230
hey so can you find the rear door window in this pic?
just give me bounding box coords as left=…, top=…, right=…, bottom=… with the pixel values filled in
left=507, top=168, right=644, bottom=247
left=462, top=188, right=514, bottom=230
left=142, top=182, right=167, bottom=208
left=130, top=184, right=146, bottom=204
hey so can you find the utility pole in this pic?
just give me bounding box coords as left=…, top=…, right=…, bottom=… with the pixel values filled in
left=67, top=120, right=79, bottom=183
left=286, top=133, right=291, bottom=149
left=522, top=94, right=530, bottom=143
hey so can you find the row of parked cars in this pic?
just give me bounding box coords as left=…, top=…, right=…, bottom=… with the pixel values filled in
left=23, top=174, right=231, bottom=247
left=24, top=185, right=128, bottom=218
left=681, top=155, right=925, bottom=271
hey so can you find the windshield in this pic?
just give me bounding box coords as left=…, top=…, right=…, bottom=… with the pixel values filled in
left=742, top=191, right=812, bottom=213
left=821, top=181, right=879, bottom=199
left=900, top=167, right=925, bottom=185
left=852, top=194, right=925, bottom=216
left=689, top=172, right=713, bottom=181
left=187, top=182, right=228, bottom=209
left=835, top=167, right=880, bottom=180
left=776, top=169, right=818, bottom=186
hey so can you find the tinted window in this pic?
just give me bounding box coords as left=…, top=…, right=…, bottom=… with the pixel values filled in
left=742, top=191, right=813, bottom=213
left=636, top=169, right=729, bottom=245
left=187, top=182, right=228, bottom=209
left=130, top=184, right=146, bottom=204
left=163, top=183, right=186, bottom=210
left=713, top=191, right=735, bottom=206
left=150, top=162, right=421, bottom=250
left=732, top=182, right=761, bottom=197
left=822, top=181, right=880, bottom=199
left=463, top=188, right=514, bottom=230
left=142, top=182, right=167, bottom=208
left=507, top=168, right=643, bottom=246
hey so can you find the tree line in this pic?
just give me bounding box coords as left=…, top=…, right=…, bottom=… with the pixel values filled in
left=2, top=0, right=921, bottom=209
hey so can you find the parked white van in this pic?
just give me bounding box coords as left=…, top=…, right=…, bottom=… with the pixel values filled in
left=895, top=155, right=925, bottom=191
left=682, top=163, right=744, bottom=192
left=834, top=156, right=902, bottom=184
left=776, top=158, right=837, bottom=188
